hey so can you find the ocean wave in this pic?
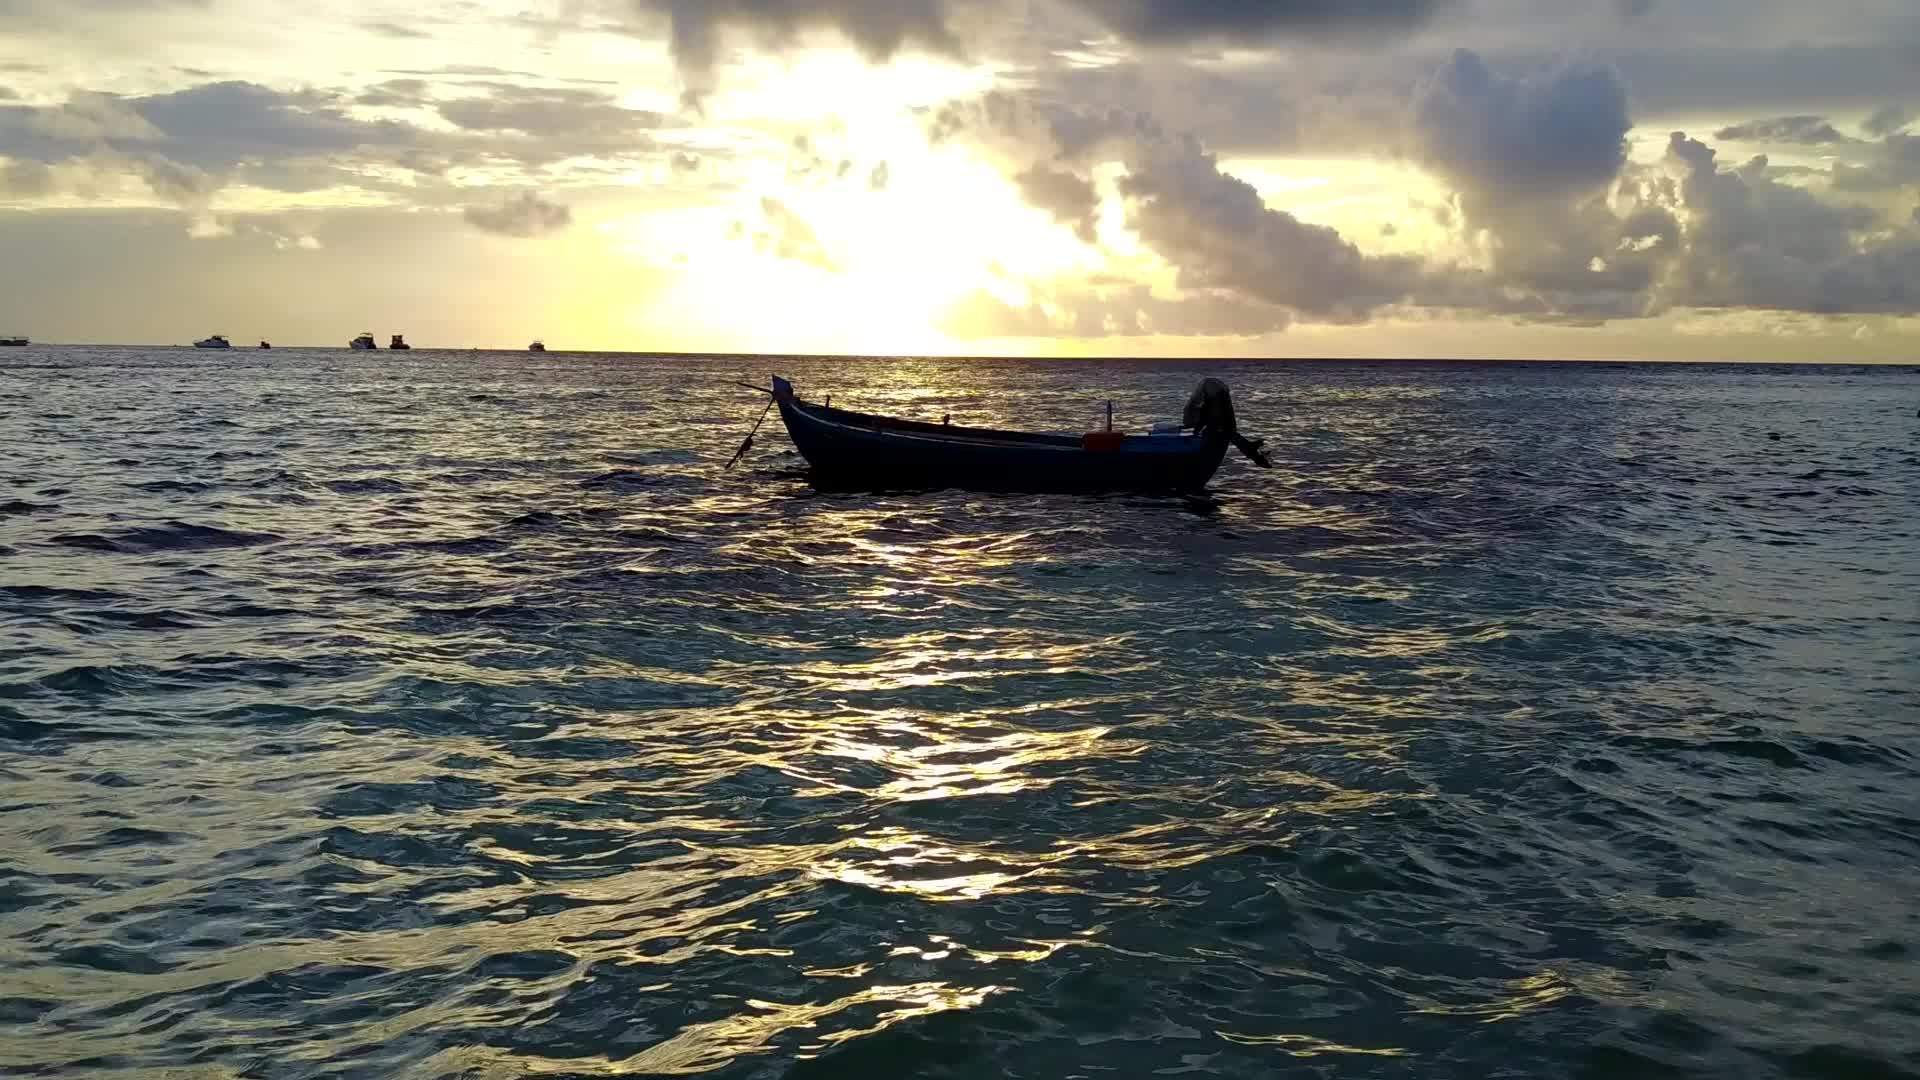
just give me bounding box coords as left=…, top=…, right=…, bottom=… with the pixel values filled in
left=1, top=352, right=1915, bottom=1079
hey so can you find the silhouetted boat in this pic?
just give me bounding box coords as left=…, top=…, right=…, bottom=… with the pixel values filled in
left=389, top=334, right=411, bottom=350
left=0, top=336, right=27, bottom=347
left=528, top=340, right=547, bottom=352
left=194, top=335, right=231, bottom=349
left=350, top=332, right=377, bottom=350
left=768, top=375, right=1270, bottom=492
left=259, top=341, right=271, bottom=350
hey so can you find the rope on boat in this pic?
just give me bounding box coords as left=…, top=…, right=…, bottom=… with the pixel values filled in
left=725, top=394, right=776, bottom=471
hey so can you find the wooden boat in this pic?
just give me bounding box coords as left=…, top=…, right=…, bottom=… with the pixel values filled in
left=769, top=375, right=1269, bottom=492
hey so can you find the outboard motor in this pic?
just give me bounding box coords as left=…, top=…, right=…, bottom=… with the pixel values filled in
left=1183, top=378, right=1272, bottom=468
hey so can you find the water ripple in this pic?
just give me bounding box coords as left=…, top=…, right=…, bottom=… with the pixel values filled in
left=1, top=351, right=1918, bottom=1078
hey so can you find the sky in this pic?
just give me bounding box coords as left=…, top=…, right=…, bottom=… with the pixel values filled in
left=1, top=0, right=1917, bottom=360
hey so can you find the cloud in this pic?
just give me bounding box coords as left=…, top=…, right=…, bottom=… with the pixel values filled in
left=1712, top=115, right=1848, bottom=144
left=1409, top=50, right=1630, bottom=214
left=355, top=79, right=433, bottom=108
left=1830, top=133, right=1920, bottom=191
left=1120, top=135, right=1422, bottom=322
left=9, top=91, right=162, bottom=140
left=1609, top=44, right=1920, bottom=118
left=1062, top=0, right=1453, bottom=45
left=362, top=20, right=431, bottom=39
left=1014, top=163, right=1098, bottom=243
left=754, top=195, right=837, bottom=269
left=1, top=156, right=54, bottom=195
left=929, top=50, right=1654, bottom=327
left=0, top=75, right=689, bottom=232
left=463, top=191, right=573, bottom=236
left=628, top=0, right=965, bottom=96
left=929, top=37, right=1920, bottom=332
left=943, top=275, right=1291, bottom=339
left=1863, top=104, right=1913, bottom=137
left=130, top=81, right=415, bottom=165
left=1395, top=49, right=1670, bottom=320
left=1663, top=132, right=1920, bottom=314
left=436, top=86, right=667, bottom=139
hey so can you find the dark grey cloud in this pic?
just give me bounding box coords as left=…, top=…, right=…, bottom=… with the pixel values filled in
left=129, top=81, right=418, bottom=167
left=1014, top=163, right=1098, bottom=242
left=1664, top=133, right=1920, bottom=314
left=1063, top=0, right=1453, bottom=45
left=0, top=82, right=432, bottom=212
left=1712, top=115, right=1848, bottom=144
left=925, top=88, right=1164, bottom=174
left=629, top=0, right=1454, bottom=99
left=463, top=191, right=573, bottom=237
left=1610, top=45, right=1920, bottom=118
left=1410, top=50, right=1630, bottom=213
left=1120, top=136, right=1422, bottom=321
left=1863, top=104, right=1913, bottom=137
left=629, top=0, right=964, bottom=95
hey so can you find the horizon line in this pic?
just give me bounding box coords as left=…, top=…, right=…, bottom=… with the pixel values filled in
left=3, top=343, right=1917, bottom=367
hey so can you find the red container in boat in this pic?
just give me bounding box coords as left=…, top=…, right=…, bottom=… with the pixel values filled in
left=1082, top=431, right=1125, bottom=452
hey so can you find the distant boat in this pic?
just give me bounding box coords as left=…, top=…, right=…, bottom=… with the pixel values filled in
left=259, top=341, right=272, bottom=350
left=389, top=334, right=411, bottom=351
left=528, top=340, right=547, bottom=352
left=349, top=332, right=377, bottom=350
left=0, top=336, right=27, bottom=347
left=194, top=335, right=231, bottom=349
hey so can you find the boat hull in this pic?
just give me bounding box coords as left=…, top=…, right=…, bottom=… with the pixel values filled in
left=772, top=377, right=1229, bottom=493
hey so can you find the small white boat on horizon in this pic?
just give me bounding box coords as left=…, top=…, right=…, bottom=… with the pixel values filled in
left=195, top=335, right=231, bottom=349
left=350, top=332, right=377, bottom=350
left=0, top=335, right=28, bottom=347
